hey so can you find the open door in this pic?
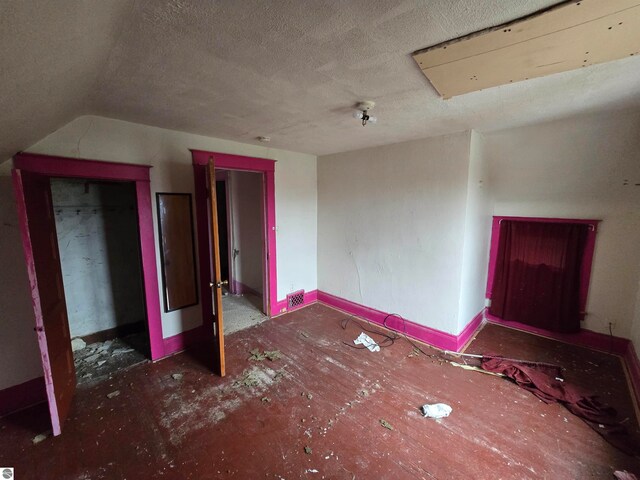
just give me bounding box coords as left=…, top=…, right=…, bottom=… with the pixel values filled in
left=208, top=157, right=226, bottom=376
left=12, top=169, right=75, bottom=436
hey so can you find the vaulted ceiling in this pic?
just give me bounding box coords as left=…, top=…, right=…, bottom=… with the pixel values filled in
left=2, top=0, right=640, bottom=161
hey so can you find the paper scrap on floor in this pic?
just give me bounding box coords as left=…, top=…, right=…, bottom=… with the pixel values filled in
left=421, top=403, right=452, bottom=419
left=354, top=332, right=380, bottom=352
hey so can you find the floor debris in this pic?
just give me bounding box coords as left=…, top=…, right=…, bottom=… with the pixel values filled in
left=304, top=446, right=312, bottom=455
left=106, top=390, right=121, bottom=399
left=73, top=334, right=148, bottom=387
left=71, top=338, right=86, bottom=351
left=353, top=332, right=380, bottom=352
left=171, top=373, right=183, bottom=381
left=31, top=432, right=51, bottom=445
left=450, top=361, right=504, bottom=376
left=421, top=403, right=452, bottom=419
left=407, top=347, right=421, bottom=358
left=249, top=349, right=282, bottom=362
left=300, top=331, right=310, bottom=338
left=261, top=397, right=271, bottom=403
left=379, top=419, right=393, bottom=430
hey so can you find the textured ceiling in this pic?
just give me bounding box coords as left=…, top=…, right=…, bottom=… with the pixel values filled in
left=2, top=0, right=640, bottom=160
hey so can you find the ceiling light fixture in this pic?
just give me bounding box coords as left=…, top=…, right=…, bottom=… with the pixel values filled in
left=353, top=101, right=377, bottom=126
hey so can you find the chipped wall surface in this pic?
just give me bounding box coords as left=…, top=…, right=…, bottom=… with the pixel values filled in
left=50, top=178, right=146, bottom=338
left=484, top=109, right=640, bottom=338
left=229, top=171, right=264, bottom=295
left=318, top=132, right=472, bottom=334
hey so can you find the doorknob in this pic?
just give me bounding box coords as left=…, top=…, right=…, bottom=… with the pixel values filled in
left=210, top=280, right=229, bottom=289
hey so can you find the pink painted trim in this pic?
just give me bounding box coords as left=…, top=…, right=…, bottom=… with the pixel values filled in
left=625, top=343, right=640, bottom=408
left=0, top=376, right=46, bottom=418
left=191, top=151, right=278, bottom=319
left=14, top=152, right=151, bottom=181
left=232, top=281, right=261, bottom=298
left=274, top=289, right=318, bottom=314
left=457, top=310, right=486, bottom=350
left=485, top=216, right=599, bottom=317
left=162, top=326, right=206, bottom=357
left=12, top=169, right=62, bottom=434
left=485, top=311, right=629, bottom=355
left=191, top=150, right=275, bottom=172
left=13, top=153, right=165, bottom=361
left=135, top=183, right=165, bottom=360
left=317, top=291, right=482, bottom=352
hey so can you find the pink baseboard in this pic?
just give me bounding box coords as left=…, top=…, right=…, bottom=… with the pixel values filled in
left=625, top=343, right=640, bottom=407
left=0, top=376, right=47, bottom=418
left=162, top=325, right=206, bottom=357
left=317, top=291, right=484, bottom=352
left=232, top=281, right=261, bottom=298
left=485, top=311, right=629, bottom=355
left=274, top=289, right=318, bottom=315
left=485, top=311, right=640, bottom=407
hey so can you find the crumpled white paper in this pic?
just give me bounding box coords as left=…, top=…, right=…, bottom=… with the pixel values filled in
left=353, top=332, right=380, bottom=352
left=421, top=403, right=452, bottom=419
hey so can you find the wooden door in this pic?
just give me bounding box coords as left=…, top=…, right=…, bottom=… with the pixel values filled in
left=12, top=169, right=75, bottom=436
left=208, top=157, right=226, bottom=376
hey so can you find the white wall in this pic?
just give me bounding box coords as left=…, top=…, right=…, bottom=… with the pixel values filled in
left=230, top=170, right=264, bottom=295
left=51, top=178, right=146, bottom=338
left=483, top=110, right=640, bottom=338
left=318, top=132, right=472, bottom=334
left=456, top=130, right=492, bottom=332
left=0, top=115, right=317, bottom=390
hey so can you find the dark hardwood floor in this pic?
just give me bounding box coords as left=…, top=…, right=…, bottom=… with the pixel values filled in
left=1, top=303, right=638, bottom=479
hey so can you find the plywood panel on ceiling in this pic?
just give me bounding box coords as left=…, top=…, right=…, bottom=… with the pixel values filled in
left=412, top=0, right=640, bottom=99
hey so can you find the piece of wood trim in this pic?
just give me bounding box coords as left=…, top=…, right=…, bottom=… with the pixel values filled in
left=413, top=0, right=640, bottom=98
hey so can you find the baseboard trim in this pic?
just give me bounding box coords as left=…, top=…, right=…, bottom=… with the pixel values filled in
left=79, top=321, right=146, bottom=345
left=316, top=290, right=484, bottom=352
left=162, top=325, right=206, bottom=357
left=625, top=343, right=640, bottom=410
left=484, top=312, right=629, bottom=355
left=232, top=281, right=262, bottom=298
left=274, top=289, right=318, bottom=315
left=0, top=376, right=47, bottom=418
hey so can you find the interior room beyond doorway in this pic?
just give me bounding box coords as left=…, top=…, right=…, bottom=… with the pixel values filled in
left=215, top=169, right=268, bottom=335
left=50, top=178, right=149, bottom=386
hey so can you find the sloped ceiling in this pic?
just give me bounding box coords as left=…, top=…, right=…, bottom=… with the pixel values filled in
left=2, top=0, right=640, bottom=161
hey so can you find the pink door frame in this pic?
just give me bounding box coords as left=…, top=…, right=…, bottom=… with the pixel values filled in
left=485, top=216, right=599, bottom=321
left=13, top=152, right=165, bottom=360
left=190, top=150, right=277, bottom=322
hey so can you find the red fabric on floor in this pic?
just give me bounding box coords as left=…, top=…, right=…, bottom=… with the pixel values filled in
left=481, top=356, right=637, bottom=456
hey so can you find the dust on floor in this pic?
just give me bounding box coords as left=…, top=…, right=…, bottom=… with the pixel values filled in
left=222, top=293, right=268, bottom=335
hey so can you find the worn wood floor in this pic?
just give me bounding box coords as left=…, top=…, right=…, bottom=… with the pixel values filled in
left=1, top=303, right=638, bottom=479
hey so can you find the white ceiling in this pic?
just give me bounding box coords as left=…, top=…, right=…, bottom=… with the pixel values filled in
left=2, top=0, right=640, bottom=160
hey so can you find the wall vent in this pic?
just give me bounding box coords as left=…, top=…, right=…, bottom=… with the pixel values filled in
left=287, top=290, right=305, bottom=310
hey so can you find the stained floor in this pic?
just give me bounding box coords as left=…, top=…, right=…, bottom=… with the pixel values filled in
left=0, top=303, right=638, bottom=479
left=222, top=293, right=268, bottom=335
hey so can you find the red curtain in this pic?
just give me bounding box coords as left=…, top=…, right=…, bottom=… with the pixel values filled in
left=489, top=221, right=588, bottom=333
